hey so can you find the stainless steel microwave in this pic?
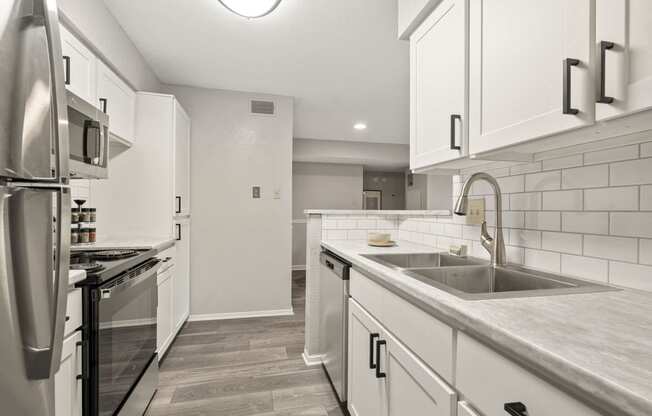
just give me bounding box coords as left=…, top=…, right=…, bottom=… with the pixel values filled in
left=66, top=91, right=109, bottom=179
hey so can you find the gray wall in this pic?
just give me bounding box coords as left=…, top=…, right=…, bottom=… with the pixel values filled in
left=166, top=85, right=293, bottom=317
left=363, top=171, right=406, bottom=210
left=59, top=0, right=161, bottom=91
left=292, top=162, right=363, bottom=267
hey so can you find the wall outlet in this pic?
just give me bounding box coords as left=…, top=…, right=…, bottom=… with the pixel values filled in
left=466, top=198, right=485, bottom=225
left=252, top=186, right=261, bottom=199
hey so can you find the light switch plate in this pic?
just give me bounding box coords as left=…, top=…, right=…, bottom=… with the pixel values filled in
left=466, top=198, right=485, bottom=225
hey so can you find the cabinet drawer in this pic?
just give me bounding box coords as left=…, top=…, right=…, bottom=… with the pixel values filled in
left=64, top=289, right=82, bottom=337
left=350, top=268, right=454, bottom=382
left=456, top=332, right=601, bottom=416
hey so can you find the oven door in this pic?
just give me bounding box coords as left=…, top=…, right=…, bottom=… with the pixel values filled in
left=95, top=259, right=159, bottom=416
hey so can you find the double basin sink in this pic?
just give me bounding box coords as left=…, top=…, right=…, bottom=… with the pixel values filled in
left=361, top=253, right=618, bottom=300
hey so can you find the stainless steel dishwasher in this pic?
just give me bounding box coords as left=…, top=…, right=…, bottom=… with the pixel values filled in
left=319, top=250, right=351, bottom=404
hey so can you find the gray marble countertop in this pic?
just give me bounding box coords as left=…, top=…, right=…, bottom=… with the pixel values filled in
left=321, top=239, right=652, bottom=416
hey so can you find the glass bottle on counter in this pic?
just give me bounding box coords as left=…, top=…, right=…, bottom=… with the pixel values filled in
left=81, top=208, right=92, bottom=222
left=71, top=208, right=80, bottom=224
left=71, top=228, right=79, bottom=245
left=89, top=208, right=97, bottom=222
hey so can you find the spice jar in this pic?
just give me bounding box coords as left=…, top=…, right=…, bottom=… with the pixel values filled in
left=89, top=208, right=97, bottom=223
left=81, top=208, right=92, bottom=222
left=71, top=208, right=80, bottom=224
left=89, top=227, right=97, bottom=243
left=71, top=228, right=79, bottom=245
left=79, top=227, right=90, bottom=244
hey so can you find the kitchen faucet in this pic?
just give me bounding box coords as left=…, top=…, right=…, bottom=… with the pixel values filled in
left=454, top=172, right=506, bottom=267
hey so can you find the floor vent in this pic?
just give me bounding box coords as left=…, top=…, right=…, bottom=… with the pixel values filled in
left=250, top=100, right=275, bottom=115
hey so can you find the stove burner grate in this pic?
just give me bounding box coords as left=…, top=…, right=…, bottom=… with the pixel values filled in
left=91, top=250, right=139, bottom=260
left=70, top=262, right=105, bottom=273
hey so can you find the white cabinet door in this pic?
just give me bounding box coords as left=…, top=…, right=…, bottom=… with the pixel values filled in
left=157, top=267, right=174, bottom=358
left=96, top=61, right=136, bottom=143
left=595, top=0, right=652, bottom=121
left=173, top=220, right=190, bottom=329
left=348, top=299, right=386, bottom=416
left=469, top=0, right=594, bottom=154
left=59, top=24, right=97, bottom=105
left=54, top=332, right=82, bottom=416
left=410, top=0, right=467, bottom=170
left=174, top=102, right=191, bottom=216
left=385, top=331, right=456, bottom=416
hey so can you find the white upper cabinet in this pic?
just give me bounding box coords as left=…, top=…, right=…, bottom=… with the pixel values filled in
left=96, top=61, right=137, bottom=144
left=398, top=0, right=440, bottom=40
left=595, top=0, right=652, bottom=121
left=469, top=0, right=594, bottom=154
left=174, top=102, right=191, bottom=216
left=60, top=24, right=97, bottom=105
left=410, top=0, right=468, bottom=170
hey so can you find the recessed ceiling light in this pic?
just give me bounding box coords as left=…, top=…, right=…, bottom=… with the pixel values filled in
left=354, top=123, right=367, bottom=131
left=218, top=0, right=282, bottom=19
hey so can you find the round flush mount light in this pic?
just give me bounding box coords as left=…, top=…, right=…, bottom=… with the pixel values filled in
left=218, top=0, right=282, bottom=18
left=353, top=122, right=367, bottom=131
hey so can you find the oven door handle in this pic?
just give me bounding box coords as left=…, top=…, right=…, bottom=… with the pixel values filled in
left=99, top=259, right=161, bottom=300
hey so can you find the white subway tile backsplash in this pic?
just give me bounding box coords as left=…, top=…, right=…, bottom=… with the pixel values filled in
left=337, top=219, right=356, bottom=229
left=541, top=232, right=582, bottom=255
left=525, top=212, right=561, bottom=231
left=524, top=249, right=561, bottom=273
left=510, top=162, right=542, bottom=175
left=562, top=165, right=609, bottom=189
left=610, top=212, right=652, bottom=238
left=609, top=261, right=652, bottom=291
left=486, top=211, right=525, bottom=229
left=347, top=230, right=367, bottom=240
left=562, top=212, right=609, bottom=234
left=542, top=155, right=583, bottom=171
left=640, top=239, right=652, bottom=266
left=584, top=235, right=638, bottom=263
left=584, top=187, right=639, bottom=211
left=443, top=224, right=462, bottom=238
left=509, top=229, right=541, bottom=248
left=357, top=219, right=377, bottom=228
left=610, top=158, right=652, bottom=186
left=324, top=229, right=346, bottom=240
left=542, top=190, right=583, bottom=211
left=510, top=192, right=542, bottom=211
left=640, top=185, right=652, bottom=211
left=506, top=245, right=525, bottom=264
left=584, top=145, right=639, bottom=165
left=497, top=175, right=525, bottom=194
left=561, top=255, right=608, bottom=282
left=525, top=171, right=561, bottom=192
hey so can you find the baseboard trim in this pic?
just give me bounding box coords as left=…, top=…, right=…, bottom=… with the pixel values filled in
left=302, top=349, right=323, bottom=367
left=292, top=265, right=306, bottom=271
left=188, top=308, right=294, bottom=322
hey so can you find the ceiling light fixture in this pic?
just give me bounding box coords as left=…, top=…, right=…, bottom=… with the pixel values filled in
left=354, top=122, right=367, bottom=131
left=218, top=0, right=282, bottom=19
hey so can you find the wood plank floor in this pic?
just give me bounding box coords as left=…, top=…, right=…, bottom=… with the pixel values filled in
left=146, top=271, right=345, bottom=416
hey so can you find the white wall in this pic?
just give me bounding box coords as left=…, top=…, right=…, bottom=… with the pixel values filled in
left=165, top=85, right=294, bottom=317
left=58, top=0, right=161, bottom=91
left=292, top=162, right=363, bottom=267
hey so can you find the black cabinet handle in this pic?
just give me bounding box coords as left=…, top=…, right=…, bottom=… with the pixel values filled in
left=369, top=333, right=379, bottom=369
left=176, top=196, right=182, bottom=214
left=450, top=114, right=461, bottom=150
left=99, top=98, right=108, bottom=113
left=63, top=56, right=71, bottom=85
left=176, top=224, right=181, bottom=241
left=65, top=316, right=70, bottom=322
left=76, top=340, right=89, bottom=381
left=375, top=339, right=386, bottom=378
left=504, top=402, right=528, bottom=416
left=563, top=58, right=580, bottom=115
left=598, top=41, right=615, bottom=104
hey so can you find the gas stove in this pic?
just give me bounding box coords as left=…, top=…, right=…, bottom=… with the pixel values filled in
left=72, top=248, right=158, bottom=286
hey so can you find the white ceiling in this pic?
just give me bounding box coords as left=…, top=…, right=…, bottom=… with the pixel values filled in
left=103, top=0, right=409, bottom=144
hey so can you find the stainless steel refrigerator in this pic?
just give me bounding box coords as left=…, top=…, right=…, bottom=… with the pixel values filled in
left=0, top=0, right=71, bottom=415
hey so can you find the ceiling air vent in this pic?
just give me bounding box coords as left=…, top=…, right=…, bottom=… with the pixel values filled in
left=250, top=100, right=275, bottom=115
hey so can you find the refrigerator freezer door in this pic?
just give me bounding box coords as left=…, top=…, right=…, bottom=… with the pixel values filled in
left=0, top=184, right=71, bottom=415
left=0, top=0, right=69, bottom=182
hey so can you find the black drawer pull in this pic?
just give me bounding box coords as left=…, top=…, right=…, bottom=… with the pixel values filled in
left=176, top=196, right=182, bottom=213
left=176, top=223, right=182, bottom=241
left=598, top=41, right=615, bottom=104
left=63, top=56, right=71, bottom=85
left=369, top=333, right=379, bottom=369
left=76, top=340, right=89, bottom=380
left=504, top=402, right=528, bottom=416
left=375, top=339, right=386, bottom=378
left=563, top=58, right=580, bottom=115
left=450, top=114, right=461, bottom=150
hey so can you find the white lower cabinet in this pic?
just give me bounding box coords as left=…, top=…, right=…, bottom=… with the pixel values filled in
left=55, top=331, right=82, bottom=416
left=157, top=264, right=175, bottom=358
left=348, top=299, right=457, bottom=416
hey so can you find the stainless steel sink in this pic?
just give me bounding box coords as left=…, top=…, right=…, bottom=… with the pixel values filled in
left=404, top=265, right=619, bottom=300
left=361, top=253, right=486, bottom=269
